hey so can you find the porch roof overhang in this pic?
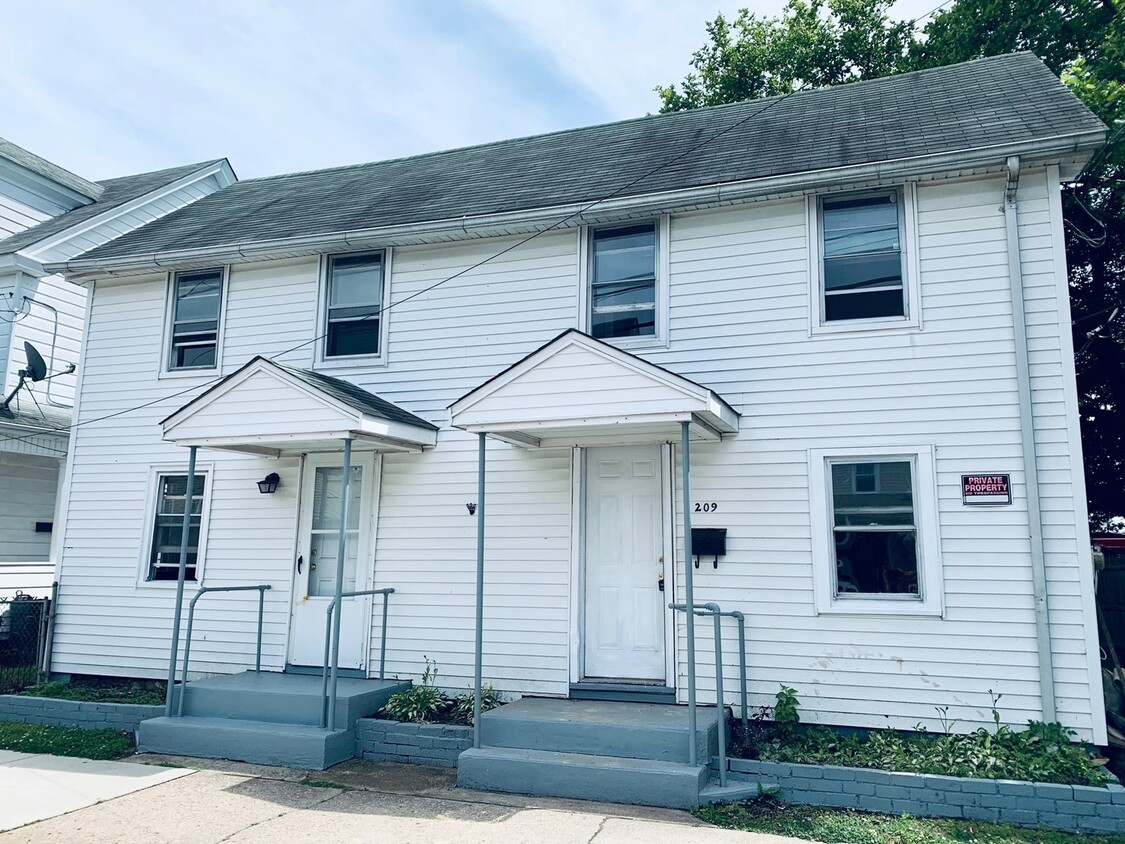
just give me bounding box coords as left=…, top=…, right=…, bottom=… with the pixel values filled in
left=161, top=356, right=439, bottom=456
left=449, top=330, right=739, bottom=448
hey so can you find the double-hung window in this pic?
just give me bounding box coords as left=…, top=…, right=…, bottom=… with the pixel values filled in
left=810, top=447, right=941, bottom=616
left=819, top=191, right=906, bottom=323
left=147, top=473, right=206, bottom=582
left=169, top=269, right=223, bottom=370
left=589, top=223, right=657, bottom=340
left=325, top=253, right=385, bottom=359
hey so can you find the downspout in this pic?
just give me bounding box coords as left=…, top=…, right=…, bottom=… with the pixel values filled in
left=1004, top=155, right=1057, bottom=723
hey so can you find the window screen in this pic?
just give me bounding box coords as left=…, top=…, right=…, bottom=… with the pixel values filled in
left=822, top=194, right=904, bottom=322
left=590, top=224, right=656, bottom=339
left=149, top=473, right=205, bottom=581
left=169, top=270, right=223, bottom=369
left=326, top=253, right=384, bottom=357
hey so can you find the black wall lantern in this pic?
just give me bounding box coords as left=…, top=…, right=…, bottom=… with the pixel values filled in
left=257, top=472, right=281, bottom=494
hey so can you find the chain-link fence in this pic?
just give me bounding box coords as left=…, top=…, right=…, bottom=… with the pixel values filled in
left=0, top=591, right=51, bottom=694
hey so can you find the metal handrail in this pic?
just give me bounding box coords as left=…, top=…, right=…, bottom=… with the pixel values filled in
left=669, top=600, right=748, bottom=788
left=177, top=584, right=271, bottom=716
left=320, top=587, right=395, bottom=729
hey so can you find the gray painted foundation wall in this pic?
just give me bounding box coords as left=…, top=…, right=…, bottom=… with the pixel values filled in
left=0, top=694, right=163, bottom=735
left=356, top=718, right=472, bottom=768
left=726, top=759, right=1125, bottom=834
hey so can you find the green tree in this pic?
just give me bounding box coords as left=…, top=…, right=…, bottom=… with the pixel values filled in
left=658, top=0, right=1125, bottom=529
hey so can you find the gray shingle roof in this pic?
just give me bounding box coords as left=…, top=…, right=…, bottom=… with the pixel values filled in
left=0, top=402, right=71, bottom=434
left=75, top=53, right=1103, bottom=264
left=0, top=136, right=102, bottom=201
left=274, top=362, right=439, bottom=431
left=0, top=160, right=227, bottom=256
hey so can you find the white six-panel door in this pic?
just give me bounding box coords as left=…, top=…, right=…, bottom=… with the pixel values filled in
left=288, top=453, right=376, bottom=669
left=584, top=445, right=666, bottom=681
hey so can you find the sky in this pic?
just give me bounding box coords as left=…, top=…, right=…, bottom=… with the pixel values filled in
left=0, top=0, right=940, bottom=183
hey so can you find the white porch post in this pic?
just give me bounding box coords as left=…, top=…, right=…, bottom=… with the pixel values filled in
left=473, top=432, right=487, bottom=748
left=165, top=444, right=198, bottom=717
left=328, top=437, right=353, bottom=731
left=681, top=421, right=697, bottom=766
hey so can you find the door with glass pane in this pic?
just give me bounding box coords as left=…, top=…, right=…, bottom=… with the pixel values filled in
left=288, top=453, right=376, bottom=669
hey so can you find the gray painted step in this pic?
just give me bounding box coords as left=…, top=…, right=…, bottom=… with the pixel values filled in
left=138, top=716, right=353, bottom=770
left=175, top=671, right=409, bottom=728
left=479, top=697, right=722, bottom=763
left=569, top=683, right=676, bottom=705
left=699, top=780, right=775, bottom=805
left=458, top=746, right=709, bottom=809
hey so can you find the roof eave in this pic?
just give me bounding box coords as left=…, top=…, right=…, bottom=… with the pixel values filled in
left=48, top=129, right=1106, bottom=281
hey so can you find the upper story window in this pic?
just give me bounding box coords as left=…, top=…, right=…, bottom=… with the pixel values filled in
left=821, top=192, right=904, bottom=322
left=590, top=223, right=657, bottom=340
left=169, top=269, right=223, bottom=370
left=325, top=253, right=385, bottom=358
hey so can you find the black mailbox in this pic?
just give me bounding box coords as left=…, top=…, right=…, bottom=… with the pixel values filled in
left=691, top=528, right=727, bottom=568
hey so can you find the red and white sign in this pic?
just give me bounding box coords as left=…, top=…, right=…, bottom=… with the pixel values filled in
left=961, top=474, right=1011, bottom=505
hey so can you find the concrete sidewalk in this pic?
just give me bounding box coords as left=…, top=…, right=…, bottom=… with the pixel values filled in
left=0, top=750, right=190, bottom=832
left=4, top=754, right=806, bottom=843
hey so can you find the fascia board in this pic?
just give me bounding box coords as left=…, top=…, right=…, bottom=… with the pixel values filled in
left=48, top=130, right=1105, bottom=280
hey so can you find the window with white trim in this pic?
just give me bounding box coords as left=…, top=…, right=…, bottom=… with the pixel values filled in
left=147, top=473, right=206, bottom=582
left=168, top=269, right=223, bottom=370
left=819, top=190, right=906, bottom=323
left=589, top=223, right=657, bottom=340
left=810, top=447, right=942, bottom=616
left=324, top=252, right=385, bottom=358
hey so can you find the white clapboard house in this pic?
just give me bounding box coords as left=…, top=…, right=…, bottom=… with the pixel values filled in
left=0, top=139, right=234, bottom=597
left=36, top=54, right=1110, bottom=798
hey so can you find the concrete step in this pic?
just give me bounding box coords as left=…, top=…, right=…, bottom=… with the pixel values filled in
left=138, top=716, right=354, bottom=770
left=175, top=671, right=409, bottom=728
left=699, top=780, right=775, bottom=805
left=479, top=697, right=723, bottom=763
left=457, top=746, right=709, bottom=809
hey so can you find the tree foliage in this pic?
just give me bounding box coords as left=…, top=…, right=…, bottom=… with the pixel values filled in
left=658, top=0, right=1125, bottom=529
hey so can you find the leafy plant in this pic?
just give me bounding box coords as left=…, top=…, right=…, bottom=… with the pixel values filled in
left=22, top=678, right=165, bottom=706
left=736, top=686, right=1105, bottom=787
left=773, top=685, right=800, bottom=732
left=379, top=657, right=447, bottom=724
left=450, top=684, right=503, bottom=726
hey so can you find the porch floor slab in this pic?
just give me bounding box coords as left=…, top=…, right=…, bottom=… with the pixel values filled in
left=175, top=671, right=409, bottom=727
left=480, top=697, right=722, bottom=763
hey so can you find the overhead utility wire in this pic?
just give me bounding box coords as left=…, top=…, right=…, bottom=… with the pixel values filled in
left=0, top=91, right=796, bottom=453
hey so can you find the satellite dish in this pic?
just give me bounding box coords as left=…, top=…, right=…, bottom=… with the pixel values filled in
left=22, top=342, right=47, bottom=383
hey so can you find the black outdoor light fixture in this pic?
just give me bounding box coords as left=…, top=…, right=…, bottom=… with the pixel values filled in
left=257, top=473, right=281, bottom=494
left=466, top=503, right=477, bottom=516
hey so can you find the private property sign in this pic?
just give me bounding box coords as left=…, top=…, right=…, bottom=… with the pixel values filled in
left=961, top=474, right=1012, bottom=505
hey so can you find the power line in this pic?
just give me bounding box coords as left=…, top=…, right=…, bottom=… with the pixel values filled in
left=0, top=91, right=796, bottom=454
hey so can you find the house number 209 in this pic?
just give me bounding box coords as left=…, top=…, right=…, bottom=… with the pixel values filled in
left=694, top=502, right=718, bottom=513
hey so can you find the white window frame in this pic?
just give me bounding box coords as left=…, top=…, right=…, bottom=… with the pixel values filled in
left=577, top=217, right=670, bottom=348
left=161, top=267, right=228, bottom=377
left=137, top=463, right=214, bottom=588
left=807, top=183, right=921, bottom=335
left=809, top=445, right=942, bottom=616
left=315, top=249, right=392, bottom=369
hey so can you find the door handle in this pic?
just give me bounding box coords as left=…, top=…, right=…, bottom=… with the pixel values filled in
left=297, top=555, right=303, bottom=573
left=658, top=573, right=665, bottom=592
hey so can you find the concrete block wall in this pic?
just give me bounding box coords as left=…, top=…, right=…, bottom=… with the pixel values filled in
left=726, top=759, right=1125, bottom=834
left=356, top=718, right=472, bottom=768
left=0, top=694, right=163, bottom=735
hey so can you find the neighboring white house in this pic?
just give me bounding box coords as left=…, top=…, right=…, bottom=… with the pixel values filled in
left=44, top=53, right=1110, bottom=744
left=0, top=138, right=235, bottom=588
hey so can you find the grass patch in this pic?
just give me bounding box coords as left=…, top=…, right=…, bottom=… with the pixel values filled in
left=696, top=797, right=1125, bottom=843
left=301, top=777, right=349, bottom=790
left=20, top=678, right=165, bottom=706
left=0, top=721, right=135, bottom=760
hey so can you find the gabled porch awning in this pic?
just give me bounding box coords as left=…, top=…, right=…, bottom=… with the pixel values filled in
left=161, top=356, right=439, bottom=456
left=449, top=330, right=739, bottom=447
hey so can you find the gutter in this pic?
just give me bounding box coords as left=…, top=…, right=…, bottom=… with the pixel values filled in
left=1004, top=154, right=1057, bottom=723
left=46, top=130, right=1105, bottom=281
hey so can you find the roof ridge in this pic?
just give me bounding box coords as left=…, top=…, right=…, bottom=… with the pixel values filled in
left=96, top=158, right=229, bottom=188
left=235, top=53, right=1046, bottom=187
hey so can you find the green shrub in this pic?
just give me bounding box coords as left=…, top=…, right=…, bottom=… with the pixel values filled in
left=737, top=685, right=1106, bottom=787
left=21, top=678, right=165, bottom=706
left=379, top=658, right=448, bottom=724
left=450, top=684, right=503, bottom=726
left=0, top=722, right=134, bottom=760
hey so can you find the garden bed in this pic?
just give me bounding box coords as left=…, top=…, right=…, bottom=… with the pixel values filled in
left=356, top=718, right=472, bottom=767
left=0, top=721, right=135, bottom=760
left=0, top=693, right=163, bottom=735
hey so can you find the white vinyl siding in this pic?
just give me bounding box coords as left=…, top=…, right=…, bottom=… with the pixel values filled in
left=0, top=453, right=59, bottom=562
left=51, top=169, right=1101, bottom=743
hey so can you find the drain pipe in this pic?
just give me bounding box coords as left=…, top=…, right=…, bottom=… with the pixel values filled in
left=1004, top=155, right=1057, bottom=723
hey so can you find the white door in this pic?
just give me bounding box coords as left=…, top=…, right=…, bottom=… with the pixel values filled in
left=584, top=445, right=666, bottom=681
left=288, top=453, right=376, bottom=669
